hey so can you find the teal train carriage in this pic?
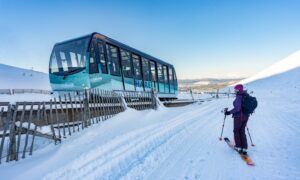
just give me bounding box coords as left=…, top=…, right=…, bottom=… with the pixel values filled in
left=49, top=32, right=178, bottom=99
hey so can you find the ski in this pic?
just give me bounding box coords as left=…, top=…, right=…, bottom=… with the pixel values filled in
left=224, top=137, right=255, bottom=166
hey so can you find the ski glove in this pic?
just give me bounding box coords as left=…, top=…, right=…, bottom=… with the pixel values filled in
left=224, top=111, right=231, bottom=116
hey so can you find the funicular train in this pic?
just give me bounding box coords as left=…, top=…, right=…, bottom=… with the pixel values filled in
left=49, top=32, right=178, bottom=99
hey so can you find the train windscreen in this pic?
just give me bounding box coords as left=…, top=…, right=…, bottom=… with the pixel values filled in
left=49, top=37, right=90, bottom=76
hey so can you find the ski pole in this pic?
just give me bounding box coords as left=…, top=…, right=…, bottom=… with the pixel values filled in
left=219, top=108, right=228, bottom=141
left=246, top=126, right=255, bottom=146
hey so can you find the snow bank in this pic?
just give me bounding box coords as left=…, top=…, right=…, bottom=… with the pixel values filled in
left=0, top=51, right=300, bottom=179
left=0, top=64, right=50, bottom=90
left=240, top=49, right=300, bottom=84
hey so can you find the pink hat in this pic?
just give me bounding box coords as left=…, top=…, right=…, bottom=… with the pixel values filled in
left=234, top=84, right=244, bottom=92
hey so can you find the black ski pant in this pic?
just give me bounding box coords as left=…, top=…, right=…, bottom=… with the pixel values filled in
left=233, top=116, right=249, bottom=149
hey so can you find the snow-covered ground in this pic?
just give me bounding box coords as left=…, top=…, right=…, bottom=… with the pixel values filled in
left=0, top=50, right=300, bottom=179
left=0, top=64, right=50, bottom=90
left=0, top=93, right=299, bottom=179
left=177, top=91, right=214, bottom=100
left=0, top=64, right=52, bottom=102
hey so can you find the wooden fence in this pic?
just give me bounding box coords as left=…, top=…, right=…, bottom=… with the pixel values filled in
left=0, top=89, right=157, bottom=164
left=0, top=89, right=52, bottom=95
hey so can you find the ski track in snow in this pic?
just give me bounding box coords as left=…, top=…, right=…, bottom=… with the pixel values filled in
left=0, top=96, right=299, bottom=180
left=41, top=97, right=300, bottom=180
left=1, top=49, right=300, bottom=180
left=43, top=102, right=218, bottom=180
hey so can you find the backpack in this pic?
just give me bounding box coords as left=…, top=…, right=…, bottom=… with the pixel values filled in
left=242, top=94, right=258, bottom=115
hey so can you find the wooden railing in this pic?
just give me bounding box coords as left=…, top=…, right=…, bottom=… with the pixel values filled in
left=0, top=89, right=52, bottom=95
left=0, top=89, right=157, bottom=164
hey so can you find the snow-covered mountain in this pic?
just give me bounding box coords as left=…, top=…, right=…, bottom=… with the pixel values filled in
left=1, top=51, right=300, bottom=179
left=240, top=50, right=300, bottom=99
left=241, top=50, right=300, bottom=84
left=0, top=63, right=50, bottom=90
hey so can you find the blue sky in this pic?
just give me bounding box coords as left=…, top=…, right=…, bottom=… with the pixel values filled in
left=0, top=0, right=300, bottom=79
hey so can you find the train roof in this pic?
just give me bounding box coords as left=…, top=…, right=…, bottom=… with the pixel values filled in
left=54, top=32, right=174, bottom=67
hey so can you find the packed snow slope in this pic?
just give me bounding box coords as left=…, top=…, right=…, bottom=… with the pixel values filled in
left=0, top=63, right=50, bottom=90
left=0, top=63, right=52, bottom=102
left=240, top=49, right=300, bottom=84
left=0, top=50, right=300, bottom=179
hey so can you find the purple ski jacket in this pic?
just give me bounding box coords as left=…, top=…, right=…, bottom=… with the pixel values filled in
left=229, top=91, right=249, bottom=118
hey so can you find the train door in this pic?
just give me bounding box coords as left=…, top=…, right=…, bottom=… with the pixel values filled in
left=106, top=44, right=123, bottom=90
left=150, top=61, right=158, bottom=92
left=169, top=67, right=175, bottom=93
left=174, top=70, right=178, bottom=94
left=89, top=39, right=110, bottom=89
left=142, top=58, right=151, bottom=91
left=163, top=65, right=170, bottom=93
left=132, top=54, right=144, bottom=91
left=120, top=49, right=135, bottom=91
left=157, top=63, right=165, bottom=93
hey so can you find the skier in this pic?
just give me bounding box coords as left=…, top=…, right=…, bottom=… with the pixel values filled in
left=224, top=84, right=249, bottom=155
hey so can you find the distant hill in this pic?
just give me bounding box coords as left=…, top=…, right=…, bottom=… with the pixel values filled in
left=178, top=78, right=243, bottom=91
left=239, top=49, right=300, bottom=97
left=0, top=64, right=50, bottom=90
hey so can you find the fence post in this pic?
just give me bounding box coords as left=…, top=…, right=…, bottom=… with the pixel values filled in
left=107, top=91, right=110, bottom=118
left=95, top=89, right=101, bottom=122
left=91, top=89, right=97, bottom=123
left=30, top=102, right=41, bottom=155
left=106, top=91, right=110, bottom=119
left=89, top=89, right=94, bottom=124
left=7, top=103, right=18, bottom=162
left=112, top=92, right=117, bottom=116
left=190, top=89, right=194, bottom=101
left=83, top=90, right=89, bottom=128
left=64, top=94, right=71, bottom=136
left=0, top=106, right=9, bottom=164
left=99, top=90, right=104, bottom=120
left=48, top=101, right=56, bottom=140
left=119, top=92, right=127, bottom=112
left=138, top=92, right=141, bottom=110
left=151, top=90, right=157, bottom=110
left=58, top=96, right=66, bottom=137
left=68, top=93, right=76, bottom=132
left=228, top=88, right=230, bottom=98
left=109, top=91, right=114, bottom=117
left=54, top=98, right=61, bottom=138
left=22, top=102, right=34, bottom=159
left=78, top=94, right=84, bottom=129
left=97, top=89, right=103, bottom=121
left=74, top=94, right=80, bottom=132
left=93, top=89, right=99, bottom=123
left=102, top=90, right=107, bottom=121
left=16, top=103, right=26, bottom=161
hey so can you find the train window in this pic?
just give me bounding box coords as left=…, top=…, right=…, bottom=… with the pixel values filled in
left=106, top=44, right=121, bottom=76
left=150, top=61, right=157, bottom=82
left=163, top=65, right=169, bottom=85
left=142, top=57, right=150, bottom=81
left=89, top=42, right=99, bottom=74
left=50, top=53, right=59, bottom=73
left=132, top=54, right=142, bottom=80
left=49, top=36, right=89, bottom=76
left=120, top=49, right=133, bottom=78
left=169, top=67, right=173, bottom=85
left=70, top=52, right=79, bottom=67
left=157, top=63, right=164, bottom=83
left=97, top=42, right=107, bottom=74
left=59, top=52, right=69, bottom=72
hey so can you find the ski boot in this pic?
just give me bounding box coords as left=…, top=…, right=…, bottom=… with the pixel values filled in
left=241, top=148, right=248, bottom=155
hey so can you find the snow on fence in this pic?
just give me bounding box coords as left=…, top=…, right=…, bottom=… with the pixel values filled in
left=0, top=89, right=157, bottom=164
